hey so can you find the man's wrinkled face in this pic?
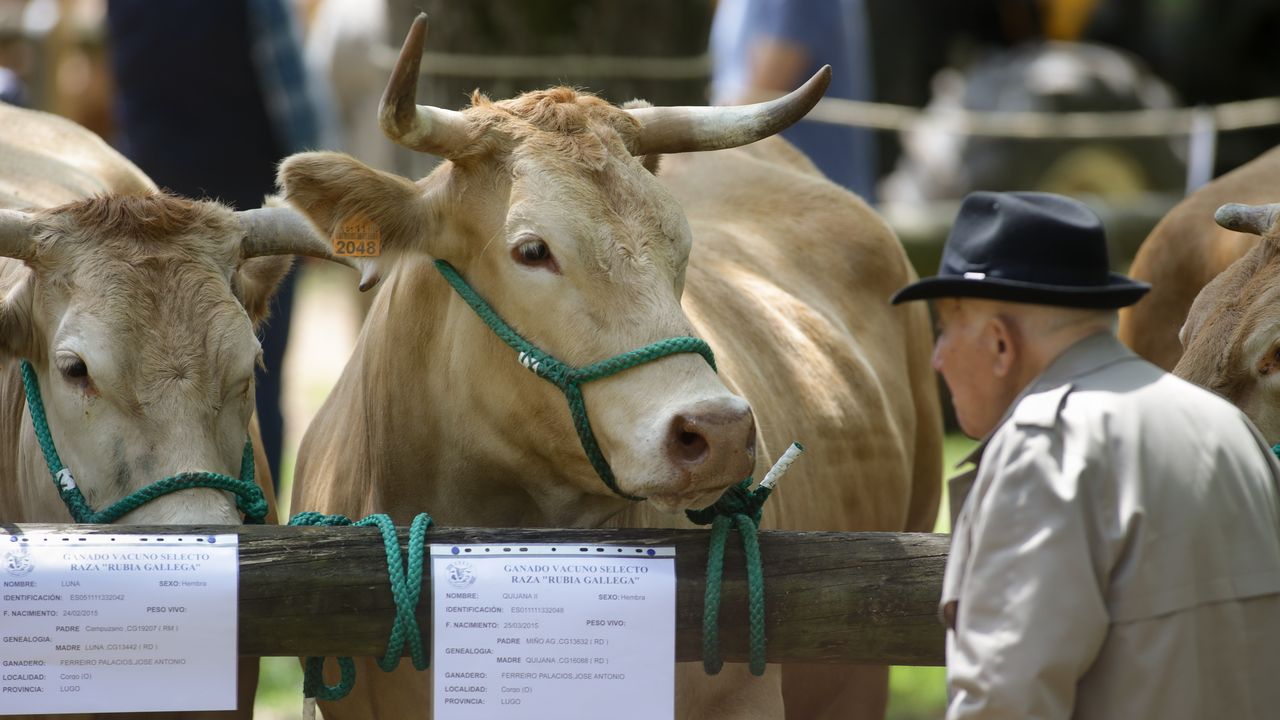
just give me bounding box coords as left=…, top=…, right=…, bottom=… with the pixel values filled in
left=931, top=298, right=1010, bottom=439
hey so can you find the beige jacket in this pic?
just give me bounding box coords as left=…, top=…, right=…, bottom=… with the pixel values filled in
left=943, top=332, right=1280, bottom=719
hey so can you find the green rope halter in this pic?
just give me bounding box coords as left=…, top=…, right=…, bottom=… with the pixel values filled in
left=434, top=259, right=716, bottom=501
left=19, top=359, right=268, bottom=524
left=289, top=511, right=434, bottom=703
left=435, top=260, right=804, bottom=677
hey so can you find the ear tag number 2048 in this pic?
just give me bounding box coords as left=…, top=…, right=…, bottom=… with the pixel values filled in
left=332, top=213, right=381, bottom=257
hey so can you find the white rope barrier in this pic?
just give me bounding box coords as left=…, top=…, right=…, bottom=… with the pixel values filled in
left=805, top=95, right=1280, bottom=139
left=366, top=43, right=1280, bottom=141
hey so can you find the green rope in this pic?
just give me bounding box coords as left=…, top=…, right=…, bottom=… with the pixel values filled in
left=20, top=350, right=426, bottom=703
left=289, top=511, right=434, bottom=701
left=19, top=360, right=267, bottom=524
left=1272, top=443, right=1280, bottom=461
left=435, top=259, right=715, bottom=500
left=686, top=478, right=774, bottom=676
left=435, top=259, right=802, bottom=678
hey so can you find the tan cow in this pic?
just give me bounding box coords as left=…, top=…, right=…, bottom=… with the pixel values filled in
left=1174, top=202, right=1280, bottom=443
left=0, top=102, right=349, bottom=720
left=1119, top=145, right=1280, bottom=369
left=283, top=15, right=941, bottom=720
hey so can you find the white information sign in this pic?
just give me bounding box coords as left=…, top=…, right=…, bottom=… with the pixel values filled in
left=432, top=544, right=675, bottom=720
left=0, top=532, right=238, bottom=715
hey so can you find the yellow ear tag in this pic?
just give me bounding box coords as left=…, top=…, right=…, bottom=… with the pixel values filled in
left=332, top=213, right=381, bottom=257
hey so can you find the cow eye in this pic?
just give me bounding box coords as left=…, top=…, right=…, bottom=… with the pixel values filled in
left=56, top=354, right=89, bottom=382
left=515, top=238, right=551, bottom=265
left=510, top=234, right=560, bottom=273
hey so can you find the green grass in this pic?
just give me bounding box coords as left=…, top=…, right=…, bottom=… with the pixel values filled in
left=252, top=437, right=979, bottom=718
left=885, top=432, right=977, bottom=720
left=254, top=657, right=305, bottom=720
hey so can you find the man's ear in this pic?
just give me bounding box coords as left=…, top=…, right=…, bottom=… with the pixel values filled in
left=234, top=256, right=293, bottom=330
left=0, top=273, right=38, bottom=361
left=278, top=152, right=433, bottom=287
left=989, top=315, right=1019, bottom=378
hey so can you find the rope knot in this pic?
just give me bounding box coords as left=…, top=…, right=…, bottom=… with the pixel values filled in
left=516, top=350, right=542, bottom=375
left=291, top=511, right=433, bottom=703
left=517, top=349, right=572, bottom=387
left=685, top=478, right=770, bottom=526
left=683, top=442, right=803, bottom=677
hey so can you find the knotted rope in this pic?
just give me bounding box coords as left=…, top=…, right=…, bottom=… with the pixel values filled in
left=685, top=442, right=804, bottom=676
left=288, top=511, right=433, bottom=715
left=19, top=360, right=267, bottom=524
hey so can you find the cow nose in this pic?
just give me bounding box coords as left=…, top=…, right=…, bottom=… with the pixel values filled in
left=666, top=399, right=757, bottom=485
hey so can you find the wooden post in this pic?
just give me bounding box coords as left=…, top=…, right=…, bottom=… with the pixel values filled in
left=9, top=524, right=948, bottom=666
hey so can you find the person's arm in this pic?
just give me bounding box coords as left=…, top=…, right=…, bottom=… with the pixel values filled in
left=947, top=427, right=1109, bottom=719
left=747, top=38, right=810, bottom=95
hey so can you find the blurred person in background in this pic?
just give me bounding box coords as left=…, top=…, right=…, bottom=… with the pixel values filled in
left=0, top=64, right=21, bottom=104
left=107, top=0, right=332, bottom=490
left=711, top=0, right=878, bottom=201
left=304, top=0, right=394, bottom=173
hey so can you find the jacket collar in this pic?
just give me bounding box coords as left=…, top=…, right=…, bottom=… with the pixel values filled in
left=956, top=331, right=1136, bottom=469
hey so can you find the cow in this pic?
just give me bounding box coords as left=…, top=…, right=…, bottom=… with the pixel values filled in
left=281, top=15, right=942, bottom=720
left=1174, top=202, right=1280, bottom=443
left=0, top=101, right=350, bottom=720
left=1119, top=145, right=1280, bottom=369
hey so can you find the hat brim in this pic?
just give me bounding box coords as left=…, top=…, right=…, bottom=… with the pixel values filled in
left=891, top=272, right=1151, bottom=309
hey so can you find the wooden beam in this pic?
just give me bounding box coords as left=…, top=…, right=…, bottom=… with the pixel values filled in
left=8, top=524, right=948, bottom=666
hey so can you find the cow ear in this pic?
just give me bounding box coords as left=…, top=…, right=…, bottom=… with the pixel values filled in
left=234, top=255, right=293, bottom=330
left=0, top=273, right=37, bottom=361
left=278, top=152, right=430, bottom=290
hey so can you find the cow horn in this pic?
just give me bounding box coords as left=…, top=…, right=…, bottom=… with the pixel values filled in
left=1214, top=203, right=1280, bottom=236
left=236, top=207, right=355, bottom=268
left=379, top=13, right=475, bottom=158
left=0, top=209, right=35, bottom=261
left=624, top=66, right=831, bottom=156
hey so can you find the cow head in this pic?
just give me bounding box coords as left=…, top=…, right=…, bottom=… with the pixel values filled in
left=280, top=15, right=829, bottom=513
left=0, top=196, right=346, bottom=523
left=1175, top=202, right=1280, bottom=442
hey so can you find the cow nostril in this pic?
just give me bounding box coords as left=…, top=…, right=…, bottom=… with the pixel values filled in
left=677, top=430, right=709, bottom=464
left=670, top=420, right=711, bottom=466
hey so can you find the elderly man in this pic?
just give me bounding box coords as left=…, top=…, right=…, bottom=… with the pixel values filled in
left=892, top=191, right=1280, bottom=719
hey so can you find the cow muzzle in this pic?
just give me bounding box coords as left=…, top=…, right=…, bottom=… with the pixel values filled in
left=659, top=397, right=757, bottom=502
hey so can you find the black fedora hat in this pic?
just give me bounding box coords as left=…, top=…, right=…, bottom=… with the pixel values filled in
left=891, top=191, right=1150, bottom=309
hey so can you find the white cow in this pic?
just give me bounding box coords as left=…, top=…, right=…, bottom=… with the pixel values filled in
left=0, top=101, right=350, bottom=720
left=283, top=16, right=941, bottom=720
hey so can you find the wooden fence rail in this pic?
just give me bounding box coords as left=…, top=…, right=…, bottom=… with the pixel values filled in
left=7, top=524, right=949, bottom=666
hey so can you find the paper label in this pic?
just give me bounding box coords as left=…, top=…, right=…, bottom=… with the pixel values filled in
left=331, top=213, right=381, bottom=257
left=0, top=532, right=238, bottom=715
left=432, top=544, right=675, bottom=720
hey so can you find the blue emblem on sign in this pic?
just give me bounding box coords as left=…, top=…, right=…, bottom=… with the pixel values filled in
left=445, top=560, right=476, bottom=588
left=4, top=545, right=33, bottom=577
